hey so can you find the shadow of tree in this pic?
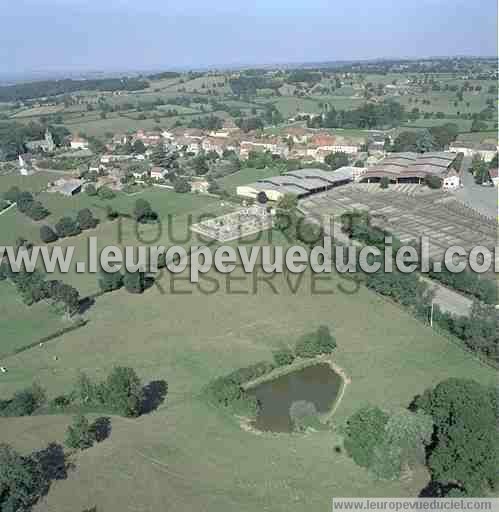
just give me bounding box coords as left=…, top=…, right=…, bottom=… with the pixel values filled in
left=31, top=442, right=74, bottom=501
left=78, top=296, right=95, bottom=315
left=91, top=417, right=112, bottom=443
left=141, top=380, right=168, bottom=414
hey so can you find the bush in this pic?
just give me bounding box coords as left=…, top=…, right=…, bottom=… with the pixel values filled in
left=380, top=176, right=390, bottom=189
left=98, top=270, right=123, bottom=292
left=272, top=348, right=295, bottom=367
left=424, top=175, right=442, bottom=189
left=40, top=225, right=59, bottom=243
left=55, top=216, right=81, bottom=238
left=344, top=406, right=389, bottom=468
left=203, top=361, right=274, bottom=414
left=97, top=186, right=115, bottom=200
left=0, top=384, right=46, bottom=417
left=295, top=325, right=336, bottom=358
left=0, top=444, right=45, bottom=511
left=65, top=414, right=94, bottom=450
left=85, top=184, right=97, bottom=196
left=123, top=270, right=145, bottom=294
left=77, top=208, right=99, bottom=230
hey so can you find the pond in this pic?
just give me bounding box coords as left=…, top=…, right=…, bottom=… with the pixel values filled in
left=247, top=363, right=343, bottom=433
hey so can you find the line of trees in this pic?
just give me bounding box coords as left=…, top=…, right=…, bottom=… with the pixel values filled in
left=0, top=77, right=149, bottom=103
left=0, top=262, right=81, bottom=316
left=3, top=187, right=50, bottom=221
left=308, top=101, right=406, bottom=129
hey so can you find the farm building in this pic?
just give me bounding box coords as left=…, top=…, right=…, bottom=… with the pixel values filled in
left=237, top=167, right=353, bottom=201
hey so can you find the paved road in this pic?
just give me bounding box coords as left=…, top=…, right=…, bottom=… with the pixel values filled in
left=453, top=157, right=497, bottom=219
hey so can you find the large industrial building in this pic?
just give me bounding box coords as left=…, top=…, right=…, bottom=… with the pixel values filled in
left=360, top=152, right=460, bottom=186
left=236, top=167, right=354, bottom=201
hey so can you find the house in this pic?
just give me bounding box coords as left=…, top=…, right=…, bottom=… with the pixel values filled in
left=70, top=136, right=89, bottom=150
left=134, top=130, right=162, bottom=146
left=191, top=179, right=210, bottom=194
left=150, top=167, right=167, bottom=180
left=283, top=127, right=312, bottom=144
left=49, top=178, right=83, bottom=196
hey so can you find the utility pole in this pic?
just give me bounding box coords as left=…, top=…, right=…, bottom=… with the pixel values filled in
left=430, top=301, right=434, bottom=328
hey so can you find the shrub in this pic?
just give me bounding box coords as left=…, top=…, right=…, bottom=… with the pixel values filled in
left=55, top=216, right=81, bottom=238
left=344, top=406, right=389, bottom=468
left=295, top=325, right=336, bottom=358
left=85, top=184, right=97, bottom=196
left=76, top=208, right=99, bottom=230
left=40, top=225, right=59, bottom=243
left=65, top=414, right=94, bottom=450
left=102, top=367, right=144, bottom=417
left=272, top=348, right=295, bottom=367
left=380, top=176, right=390, bottom=189
left=97, top=186, right=115, bottom=200
left=0, top=384, right=46, bottom=417
left=98, top=270, right=123, bottom=292
left=123, top=270, right=145, bottom=294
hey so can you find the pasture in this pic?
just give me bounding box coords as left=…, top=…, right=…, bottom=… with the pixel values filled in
left=0, top=284, right=63, bottom=358
left=0, top=262, right=495, bottom=511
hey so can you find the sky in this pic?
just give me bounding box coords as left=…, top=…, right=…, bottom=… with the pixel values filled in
left=1, top=0, right=497, bottom=73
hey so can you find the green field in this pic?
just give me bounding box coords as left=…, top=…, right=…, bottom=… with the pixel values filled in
left=220, top=167, right=280, bottom=192
left=0, top=285, right=64, bottom=358
left=0, top=262, right=495, bottom=511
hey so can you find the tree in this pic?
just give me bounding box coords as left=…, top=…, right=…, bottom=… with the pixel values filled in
left=325, top=151, right=349, bottom=170
left=132, top=139, right=146, bottom=154
left=77, top=208, right=99, bottom=230
left=55, top=216, right=81, bottom=238
left=295, top=325, right=336, bottom=358
left=272, top=348, right=295, bottom=367
left=65, top=414, right=94, bottom=450
left=40, top=225, right=59, bottom=243
left=344, top=406, right=389, bottom=468
left=424, top=175, right=442, bottom=189
left=85, top=184, right=97, bottom=196
left=150, top=143, right=167, bottom=166
left=380, top=176, right=390, bottom=189
left=173, top=177, right=191, bottom=193
left=102, top=367, right=144, bottom=417
left=256, top=191, right=268, bottom=205
left=123, top=270, right=145, bottom=294
left=98, top=269, right=123, bottom=292
left=0, top=444, right=45, bottom=511
left=371, top=410, right=433, bottom=479
left=97, top=186, right=115, bottom=200
left=416, top=129, right=434, bottom=153
left=193, top=155, right=209, bottom=175
left=133, top=199, right=158, bottom=224
left=413, top=379, right=498, bottom=495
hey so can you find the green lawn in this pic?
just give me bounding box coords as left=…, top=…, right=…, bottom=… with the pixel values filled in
left=0, top=284, right=63, bottom=358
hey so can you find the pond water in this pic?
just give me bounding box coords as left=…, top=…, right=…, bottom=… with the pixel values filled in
left=247, top=363, right=343, bottom=433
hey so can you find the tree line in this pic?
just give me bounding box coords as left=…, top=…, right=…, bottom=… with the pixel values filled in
left=0, top=77, right=149, bottom=103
